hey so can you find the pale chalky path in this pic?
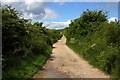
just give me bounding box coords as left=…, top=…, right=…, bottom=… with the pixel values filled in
left=33, top=36, right=109, bottom=78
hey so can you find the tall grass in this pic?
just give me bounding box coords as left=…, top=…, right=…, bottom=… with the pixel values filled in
left=64, top=10, right=120, bottom=78
left=2, top=6, right=62, bottom=79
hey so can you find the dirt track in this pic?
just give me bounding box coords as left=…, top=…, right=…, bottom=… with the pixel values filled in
left=34, top=36, right=110, bottom=78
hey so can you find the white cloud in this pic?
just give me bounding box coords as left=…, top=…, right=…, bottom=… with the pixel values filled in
left=1, top=1, right=58, bottom=20
left=108, top=17, right=118, bottom=23
left=43, top=20, right=71, bottom=29
left=55, top=2, right=65, bottom=5
left=43, top=8, right=58, bottom=20
left=58, top=2, right=64, bottom=5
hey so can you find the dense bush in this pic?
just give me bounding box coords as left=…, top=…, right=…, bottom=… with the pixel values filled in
left=2, top=6, right=62, bottom=78
left=64, top=9, right=120, bottom=78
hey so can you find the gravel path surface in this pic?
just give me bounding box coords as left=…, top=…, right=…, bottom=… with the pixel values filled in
left=33, top=36, right=109, bottom=78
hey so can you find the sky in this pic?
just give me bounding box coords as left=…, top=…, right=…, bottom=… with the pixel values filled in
left=1, top=0, right=119, bottom=29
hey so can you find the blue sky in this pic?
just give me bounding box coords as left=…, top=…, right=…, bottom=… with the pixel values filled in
left=42, top=2, right=118, bottom=22
left=1, top=1, right=119, bottom=29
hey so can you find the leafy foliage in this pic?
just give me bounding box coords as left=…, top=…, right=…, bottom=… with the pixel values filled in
left=2, top=6, right=62, bottom=78
left=64, top=9, right=120, bottom=78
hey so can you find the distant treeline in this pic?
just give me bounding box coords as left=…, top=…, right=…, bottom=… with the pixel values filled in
left=64, top=9, right=120, bottom=78
left=2, top=6, right=62, bottom=78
